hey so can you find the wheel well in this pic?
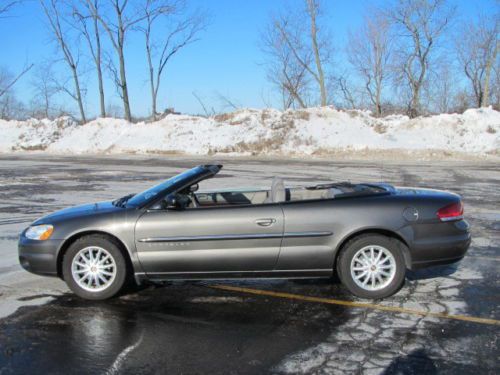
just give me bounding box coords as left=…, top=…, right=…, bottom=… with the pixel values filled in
left=56, top=231, right=134, bottom=279
left=333, top=229, right=411, bottom=270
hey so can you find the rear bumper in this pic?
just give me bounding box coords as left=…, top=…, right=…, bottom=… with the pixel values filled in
left=18, top=236, right=61, bottom=276
left=409, top=220, right=471, bottom=269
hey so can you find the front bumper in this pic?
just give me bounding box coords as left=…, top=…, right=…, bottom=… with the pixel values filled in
left=18, top=236, right=61, bottom=276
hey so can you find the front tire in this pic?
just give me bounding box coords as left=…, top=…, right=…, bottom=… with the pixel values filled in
left=62, top=235, right=127, bottom=300
left=337, top=234, right=406, bottom=299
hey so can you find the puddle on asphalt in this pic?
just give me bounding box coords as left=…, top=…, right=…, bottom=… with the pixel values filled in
left=0, top=282, right=346, bottom=374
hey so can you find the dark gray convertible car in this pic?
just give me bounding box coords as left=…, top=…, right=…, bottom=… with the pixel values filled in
left=18, top=165, right=471, bottom=300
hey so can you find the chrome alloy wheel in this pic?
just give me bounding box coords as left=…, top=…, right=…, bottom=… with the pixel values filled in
left=350, top=245, right=396, bottom=291
left=71, top=246, right=117, bottom=292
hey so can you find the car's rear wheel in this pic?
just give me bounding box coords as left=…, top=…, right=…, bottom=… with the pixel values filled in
left=337, top=234, right=406, bottom=299
left=62, top=235, right=127, bottom=300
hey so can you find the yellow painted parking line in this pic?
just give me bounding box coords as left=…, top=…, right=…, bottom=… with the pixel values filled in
left=210, top=285, right=500, bottom=326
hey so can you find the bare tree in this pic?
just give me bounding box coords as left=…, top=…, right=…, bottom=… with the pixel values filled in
left=388, top=0, right=455, bottom=117
left=0, top=93, right=25, bottom=120
left=192, top=91, right=211, bottom=117
left=429, top=63, right=455, bottom=113
left=277, top=52, right=309, bottom=109
left=0, top=68, right=15, bottom=115
left=215, top=91, right=240, bottom=111
left=105, top=101, right=124, bottom=118
left=0, top=63, right=33, bottom=99
left=29, top=63, right=60, bottom=119
left=40, top=0, right=87, bottom=123
left=0, top=67, right=26, bottom=119
left=85, top=0, right=149, bottom=122
left=261, top=15, right=310, bottom=109
left=139, top=0, right=207, bottom=119
left=306, top=0, right=327, bottom=106
left=72, top=0, right=106, bottom=117
left=492, top=64, right=500, bottom=109
left=452, top=88, right=472, bottom=114
left=456, top=15, right=499, bottom=108
left=271, top=0, right=331, bottom=107
left=332, top=74, right=357, bottom=110
left=348, top=12, right=392, bottom=116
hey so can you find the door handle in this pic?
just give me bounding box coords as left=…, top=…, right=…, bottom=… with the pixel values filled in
left=255, top=218, right=276, bottom=227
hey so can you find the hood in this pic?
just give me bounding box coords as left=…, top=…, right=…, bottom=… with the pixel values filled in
left=32, top=201, right=123, bottom=225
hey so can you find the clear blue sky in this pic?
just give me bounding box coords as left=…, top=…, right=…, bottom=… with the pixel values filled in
left=0, top=0, right=497, bottom=117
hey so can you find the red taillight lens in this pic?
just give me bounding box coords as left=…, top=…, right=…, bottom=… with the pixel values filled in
left=437, top=201, right=464, bottom=221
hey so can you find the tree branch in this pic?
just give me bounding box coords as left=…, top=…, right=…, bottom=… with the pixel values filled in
left=0, top=64, right=33, bottom=98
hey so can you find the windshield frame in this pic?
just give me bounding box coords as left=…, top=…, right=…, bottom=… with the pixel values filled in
left=125, top=165, right=220, bottom=209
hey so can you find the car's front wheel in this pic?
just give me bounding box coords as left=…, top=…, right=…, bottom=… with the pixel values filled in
left=337, top=234, right=406, bottom=299
left=62, top=235, right=127, bottom=300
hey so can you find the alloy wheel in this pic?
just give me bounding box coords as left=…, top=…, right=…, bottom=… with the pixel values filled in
left=71, top=246, right=117, bottom=292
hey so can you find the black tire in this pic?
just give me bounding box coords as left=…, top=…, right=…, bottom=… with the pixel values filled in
left=337, top=234, right=406, bottom=299
left=62, top=234, right=127, bottom=300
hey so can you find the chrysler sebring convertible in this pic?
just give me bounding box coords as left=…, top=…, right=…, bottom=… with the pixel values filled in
left=18, top=165, right=471, bottom=300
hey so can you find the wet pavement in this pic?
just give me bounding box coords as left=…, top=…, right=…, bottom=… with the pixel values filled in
left=0, top=154, right=498, bottom=374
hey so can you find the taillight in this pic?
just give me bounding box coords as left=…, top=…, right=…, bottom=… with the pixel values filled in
left=437, top=201, right=464, bottom=221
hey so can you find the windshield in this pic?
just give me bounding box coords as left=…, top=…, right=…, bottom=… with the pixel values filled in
left=126, top=166, right=205, bottom=208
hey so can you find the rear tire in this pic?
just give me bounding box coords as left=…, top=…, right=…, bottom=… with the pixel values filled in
left=62, top=235, right=127, bottom=300
left=337, top=234, right=406, bottom=299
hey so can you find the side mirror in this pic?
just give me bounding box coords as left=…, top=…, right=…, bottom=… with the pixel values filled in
left=190, top=183, right=199, bottom=193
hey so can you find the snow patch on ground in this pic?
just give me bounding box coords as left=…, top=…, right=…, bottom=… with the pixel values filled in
left=0, top=293, right=55, bottom=320
left=0, top=107, right=498, bottom=158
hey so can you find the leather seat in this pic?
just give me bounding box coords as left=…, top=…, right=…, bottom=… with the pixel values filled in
left=265, top=177, right=286, bottom=203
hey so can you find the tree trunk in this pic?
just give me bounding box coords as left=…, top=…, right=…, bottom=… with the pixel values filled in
left=150, top=70, right=157, bottom=119
left=146, top=36, right=157, bottom=119
left=94, top=15, right=106, bottom=117
left=409, top=60, right=426, bottom=118
left=409, top=87, right=420, bottom=118
left=97, top=61, right=105, bottom=117
left=482, top=41, right=498, bottom=107
left=375, top=81, right=382, bottom=116
left=308, top=1, right=327, bottom=106
left=117, top=22, right=132, bottom=122
left=116, top=12, right=132, bottom=122
left=71, top=66, right=86, bottom=123
left=119, top=51, right=132, bottom=122
left=294, top=93, right=307, bottom=108
left=44, top=93, right=49, bottom=119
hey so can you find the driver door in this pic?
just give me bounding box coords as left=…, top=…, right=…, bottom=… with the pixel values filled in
left=134, top=204, right=284, bottom=275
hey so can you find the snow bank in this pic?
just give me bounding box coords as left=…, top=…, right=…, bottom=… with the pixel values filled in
left=0, top=107, right=498, bottom=158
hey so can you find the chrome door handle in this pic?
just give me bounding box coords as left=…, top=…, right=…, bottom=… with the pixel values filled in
left=255, top=218, right=276, bottom=227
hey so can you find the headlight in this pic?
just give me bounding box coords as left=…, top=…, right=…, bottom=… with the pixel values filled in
left=25, top=225, right=54, bottom=240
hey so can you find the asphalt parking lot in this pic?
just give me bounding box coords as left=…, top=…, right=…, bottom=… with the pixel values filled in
left=0, top=154, right=498, bottom=374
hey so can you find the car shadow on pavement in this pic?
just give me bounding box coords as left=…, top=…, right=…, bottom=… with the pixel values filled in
left=406, top=263, right=459, bottom=281
left=380, top=346, right=485, bottom=375
left=381, top=349, right=438, bottom=375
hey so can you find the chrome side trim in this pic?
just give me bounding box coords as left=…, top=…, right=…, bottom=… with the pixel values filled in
left=137, top=231, right=332, bottom=243
left=138, top=233, right=283, bottom=243
left=284, top=231, right=332, bottom=238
